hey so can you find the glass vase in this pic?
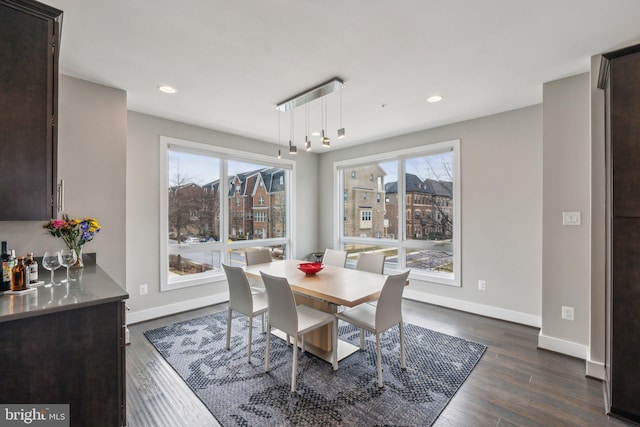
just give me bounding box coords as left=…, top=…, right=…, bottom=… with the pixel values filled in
left=72, top=246, right=84, bottom=269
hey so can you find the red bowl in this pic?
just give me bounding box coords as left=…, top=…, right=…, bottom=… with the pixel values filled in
left=297, top=262, right=324, bottom=276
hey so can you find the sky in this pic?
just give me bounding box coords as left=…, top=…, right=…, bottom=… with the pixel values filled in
left=169, top=151, right=273, bottom=185
left=169, top=149, right=453, bottom=187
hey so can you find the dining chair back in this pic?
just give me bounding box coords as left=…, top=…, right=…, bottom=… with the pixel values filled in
left=335, top=270, right=410, bottom=388
left=322, top=248, right=347, bottom=267
left=375, top=270, right=408, bottom=336
left=355, top=252, right=386, bottom=274
left=245, top=248, right=272, bottom=266
left=222, top=264, right=268, bottom=363
left=260, top=271, right=338, bottom=393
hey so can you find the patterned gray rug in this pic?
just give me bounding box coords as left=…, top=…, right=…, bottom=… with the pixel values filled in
left=144, top=311, right=486, bottom=427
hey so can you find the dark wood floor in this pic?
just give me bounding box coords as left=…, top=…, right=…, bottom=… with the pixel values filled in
left=126, top=299, right=633, bottom=427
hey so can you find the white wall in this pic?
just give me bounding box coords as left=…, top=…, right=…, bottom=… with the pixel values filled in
left=0, top=75, right=127, bottom=286
left=318, top=106, right=543, bottom=326
left=540, top=73, right=591, bottom=359
left=125, top=111, right=318, bottom=322
left=1, top=73, right=598, bottom=365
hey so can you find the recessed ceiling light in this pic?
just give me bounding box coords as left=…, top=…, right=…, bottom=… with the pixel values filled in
left=426, top=95, right=443, bottom=103
left=158, top=85, right=178, bottom=94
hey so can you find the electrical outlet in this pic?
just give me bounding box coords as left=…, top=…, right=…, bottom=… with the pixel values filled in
left=478, top=280, right=486, bottom=291
left=139, top=284, right=148, bottom=295
left=561, top=305, right=574, bottom=321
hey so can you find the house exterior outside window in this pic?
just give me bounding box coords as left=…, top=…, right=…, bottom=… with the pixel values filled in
left=336, top=140, right=460, bottom=287
left=160, top=136, right=293, bottom=290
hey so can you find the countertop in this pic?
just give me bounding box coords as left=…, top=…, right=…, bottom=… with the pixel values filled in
left=0, top=264, right=129, bottom=323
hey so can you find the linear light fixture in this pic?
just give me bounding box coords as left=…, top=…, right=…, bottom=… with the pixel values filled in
left=276, top=78, right=345, bottom=112
left=275, top=77, right=345, bottom=157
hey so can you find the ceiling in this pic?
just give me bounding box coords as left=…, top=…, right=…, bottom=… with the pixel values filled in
left=46, top=0, right=640, bottom=151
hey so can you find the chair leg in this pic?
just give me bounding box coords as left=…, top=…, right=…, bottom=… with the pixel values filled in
left=261, top=312, right=266, bottom=333
left=264, top=324, right=271, bottom=372
left=291, top=335, right=299, bottom=393
left=301, top=335, right=305, bottom=353
left=248, top=316, right=253, bottom=363
left=376, top=333, right=383, bottom=388
left=359, top=328, right=365, bottom=350
left=226, top=309, right=232, bottom=350
left=332, top=318, right=338, bottom=371
left=399, top=322, right=406, bottom=370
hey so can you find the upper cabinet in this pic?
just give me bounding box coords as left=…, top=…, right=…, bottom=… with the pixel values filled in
left=0, top=0, right=62, bottom=221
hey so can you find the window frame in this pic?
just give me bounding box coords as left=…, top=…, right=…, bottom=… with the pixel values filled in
left=333, top=139, right=461, bottom=287
left=160, top=136, right=295, bottom=291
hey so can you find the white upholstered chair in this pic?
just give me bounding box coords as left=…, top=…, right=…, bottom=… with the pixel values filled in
left=245, top=248, right=272, bottom=266
left=222, top=264, right=268, bottom=363
left=322, top=248, right=347, bottom=267
left=355, top=252, right=386, bottom=274
left=335, top=270, right=410, bottom=388
left=260, top=271, right=338, bottom=393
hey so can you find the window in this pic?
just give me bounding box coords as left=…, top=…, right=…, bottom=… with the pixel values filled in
left=258, top=196, right=264, bottom=205
left=336, top=139, right=460, bottom=286
left=160, top=136, right=293, bottom=290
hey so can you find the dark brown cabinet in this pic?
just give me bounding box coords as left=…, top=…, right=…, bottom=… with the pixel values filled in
left=600, top=44, right=640, bottom=423
left=0, top=0, right=62, bottom=220
left=0, top=265, right=128, bottom=427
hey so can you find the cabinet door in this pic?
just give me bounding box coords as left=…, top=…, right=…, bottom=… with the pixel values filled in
left=0, top=0, right=62, bottom=220
left=611, top=51, right=640, bottom=217
left=611, top=218, right=640, bottom=421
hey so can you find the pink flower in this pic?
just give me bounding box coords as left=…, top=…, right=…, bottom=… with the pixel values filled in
left=53, top=219, right=66, bottom=229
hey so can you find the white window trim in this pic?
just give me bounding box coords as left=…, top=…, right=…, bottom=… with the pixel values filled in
left=160, top=136, right=295, bottom=291
left=333, top=139, right=461, bottom=287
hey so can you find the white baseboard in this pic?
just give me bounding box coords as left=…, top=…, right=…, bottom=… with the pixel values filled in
left=537, top=332, right=588, bottom=360
left=126, top=292, right=229, bottom=325
left=403, top=289, right=542, bottom=327
left=586, top=359, right=605, bottom=380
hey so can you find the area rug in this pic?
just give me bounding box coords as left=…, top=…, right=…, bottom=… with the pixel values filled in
left=144, top=311, right=486, bottom=426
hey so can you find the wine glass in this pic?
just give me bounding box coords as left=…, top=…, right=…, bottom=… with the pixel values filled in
left=60, top=248, right=78, bottom=283
left=42, top=251, right=62, bottom=287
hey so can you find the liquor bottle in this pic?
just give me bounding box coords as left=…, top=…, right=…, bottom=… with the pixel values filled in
left=11, top=256, right=27, bottom=291
left=25, top=252, right=38, bottom=284
left=1, top=241, right=14, bottom=291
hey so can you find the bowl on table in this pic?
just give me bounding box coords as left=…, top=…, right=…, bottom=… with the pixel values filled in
left=297, top=262, right=324, bottom=276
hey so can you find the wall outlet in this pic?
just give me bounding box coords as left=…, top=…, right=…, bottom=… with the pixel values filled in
left=561, top=305, right=574, bottom=321
left=478, top=280, right=486, bottom=291
left=139, top=284, right=148, bottom=295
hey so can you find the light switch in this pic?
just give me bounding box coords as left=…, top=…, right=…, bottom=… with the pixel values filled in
left=562, top=211, right=581, bottom=226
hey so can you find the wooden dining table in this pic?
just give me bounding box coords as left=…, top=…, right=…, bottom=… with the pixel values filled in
left=244, top=259, right=394, bottom=362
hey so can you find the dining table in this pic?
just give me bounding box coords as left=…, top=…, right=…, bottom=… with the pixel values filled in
left=244, top=258, right=400, bottom=363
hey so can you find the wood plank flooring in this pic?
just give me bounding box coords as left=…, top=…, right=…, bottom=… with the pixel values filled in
left=125, top=300, right=634, bottom=427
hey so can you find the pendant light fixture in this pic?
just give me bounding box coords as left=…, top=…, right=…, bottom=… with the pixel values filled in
left=277, top=109, right=282, bottom=159
left=322, top=97, right=330, bottom=147
left=288, top=109, right=297, bottom=154
left=305, top=101, right=311, bottom=151
left=337, top=87, right=346, bottom=139
left=275, top=77, right=345, bottom=156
